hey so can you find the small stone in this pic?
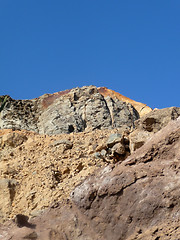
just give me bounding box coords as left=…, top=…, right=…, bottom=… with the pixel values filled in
left=101, top=149, right=107, bottom=157
left=129, top=130, right=153, bottom=152
left=96, top=142, right=107, bottom=152
left=14, top=214, right=29, bottom=228
left=106, top=133, right=123, bottom=148
left=2, top=132, right=28, bottom=148
left=50, top=139, right=73, bottom=150
left=88, top=145, right=94, bottom=154
left=111, top=143, right=126, bottom=155
left=94, top=152, right=101, bottom=159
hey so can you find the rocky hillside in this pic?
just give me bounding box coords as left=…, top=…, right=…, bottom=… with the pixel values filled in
left=0, top=86, right=180, bottom=240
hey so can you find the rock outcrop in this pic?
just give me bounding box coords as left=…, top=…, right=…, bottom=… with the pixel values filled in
left=38, top=86, right=139, bottom=135
left=0, top=86, right=147, bottom=135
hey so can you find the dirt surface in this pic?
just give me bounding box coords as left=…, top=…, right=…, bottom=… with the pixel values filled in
left=0, top=127, right=125, bottom=222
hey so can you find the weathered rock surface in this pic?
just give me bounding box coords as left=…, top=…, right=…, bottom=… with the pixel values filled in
left=95, top=132, right=130, bottom=163
left=134, top=107, right=180, bottom=133
left=1, top=117, right=180, bottom=239
left=129, top=107, right=180, bottom=152
left=0, top=86, right=145, bottom=135
left=0, top=96, right=40, bottom=132
left=98, top=87, right=152, bottom=117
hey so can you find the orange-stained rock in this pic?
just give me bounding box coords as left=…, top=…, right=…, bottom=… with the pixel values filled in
left=98, top=87, right=152, bottom=117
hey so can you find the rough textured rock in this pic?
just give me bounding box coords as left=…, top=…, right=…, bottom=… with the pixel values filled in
left=1, top=117, right=180, bottom=239
left=1, top=132, right=28, bottom=148
left=98, top=87, right=152, bottom=117
left=0, top=96, right=39, bottom=132
left=0, top=86, right=144, bottom=135
left=95, top=132, right=130, bottom=163
left=37, top=86, right=140, bottom=134
left=129, top=130, right=154, bottom=152
left=134, top=106, right=180, bottom=133
left=129, top=106, right=180, bottom=152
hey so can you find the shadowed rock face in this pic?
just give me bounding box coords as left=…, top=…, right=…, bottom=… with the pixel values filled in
left=0, top=86, right=141, bottom=135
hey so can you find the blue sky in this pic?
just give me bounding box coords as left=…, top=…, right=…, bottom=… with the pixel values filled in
left=0, top=1, right=179, bottom=109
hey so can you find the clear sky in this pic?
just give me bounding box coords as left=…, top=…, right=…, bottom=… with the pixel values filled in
left=0, top=1, right=179, bottom=109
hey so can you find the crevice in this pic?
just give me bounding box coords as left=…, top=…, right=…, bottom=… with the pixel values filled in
left=68, top=125, right=74, bottom=133
left=116, top=174, right=147, bottom=195
left=8, top=181, right=16, bottom=204
left=86, top=191, right=98, bottom=210
left=128, top=104, right=140, bottom=129
left=82, top=103, right=88, bottom=131
left=103, top=97, right=114, bottom=127
left=171, top=107, right=180, bottom=120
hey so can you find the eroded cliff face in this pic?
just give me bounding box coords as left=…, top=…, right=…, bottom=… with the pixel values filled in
left=0, top=86, right=180, bottom=240
left=0, top=86, right=147, bottom=135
